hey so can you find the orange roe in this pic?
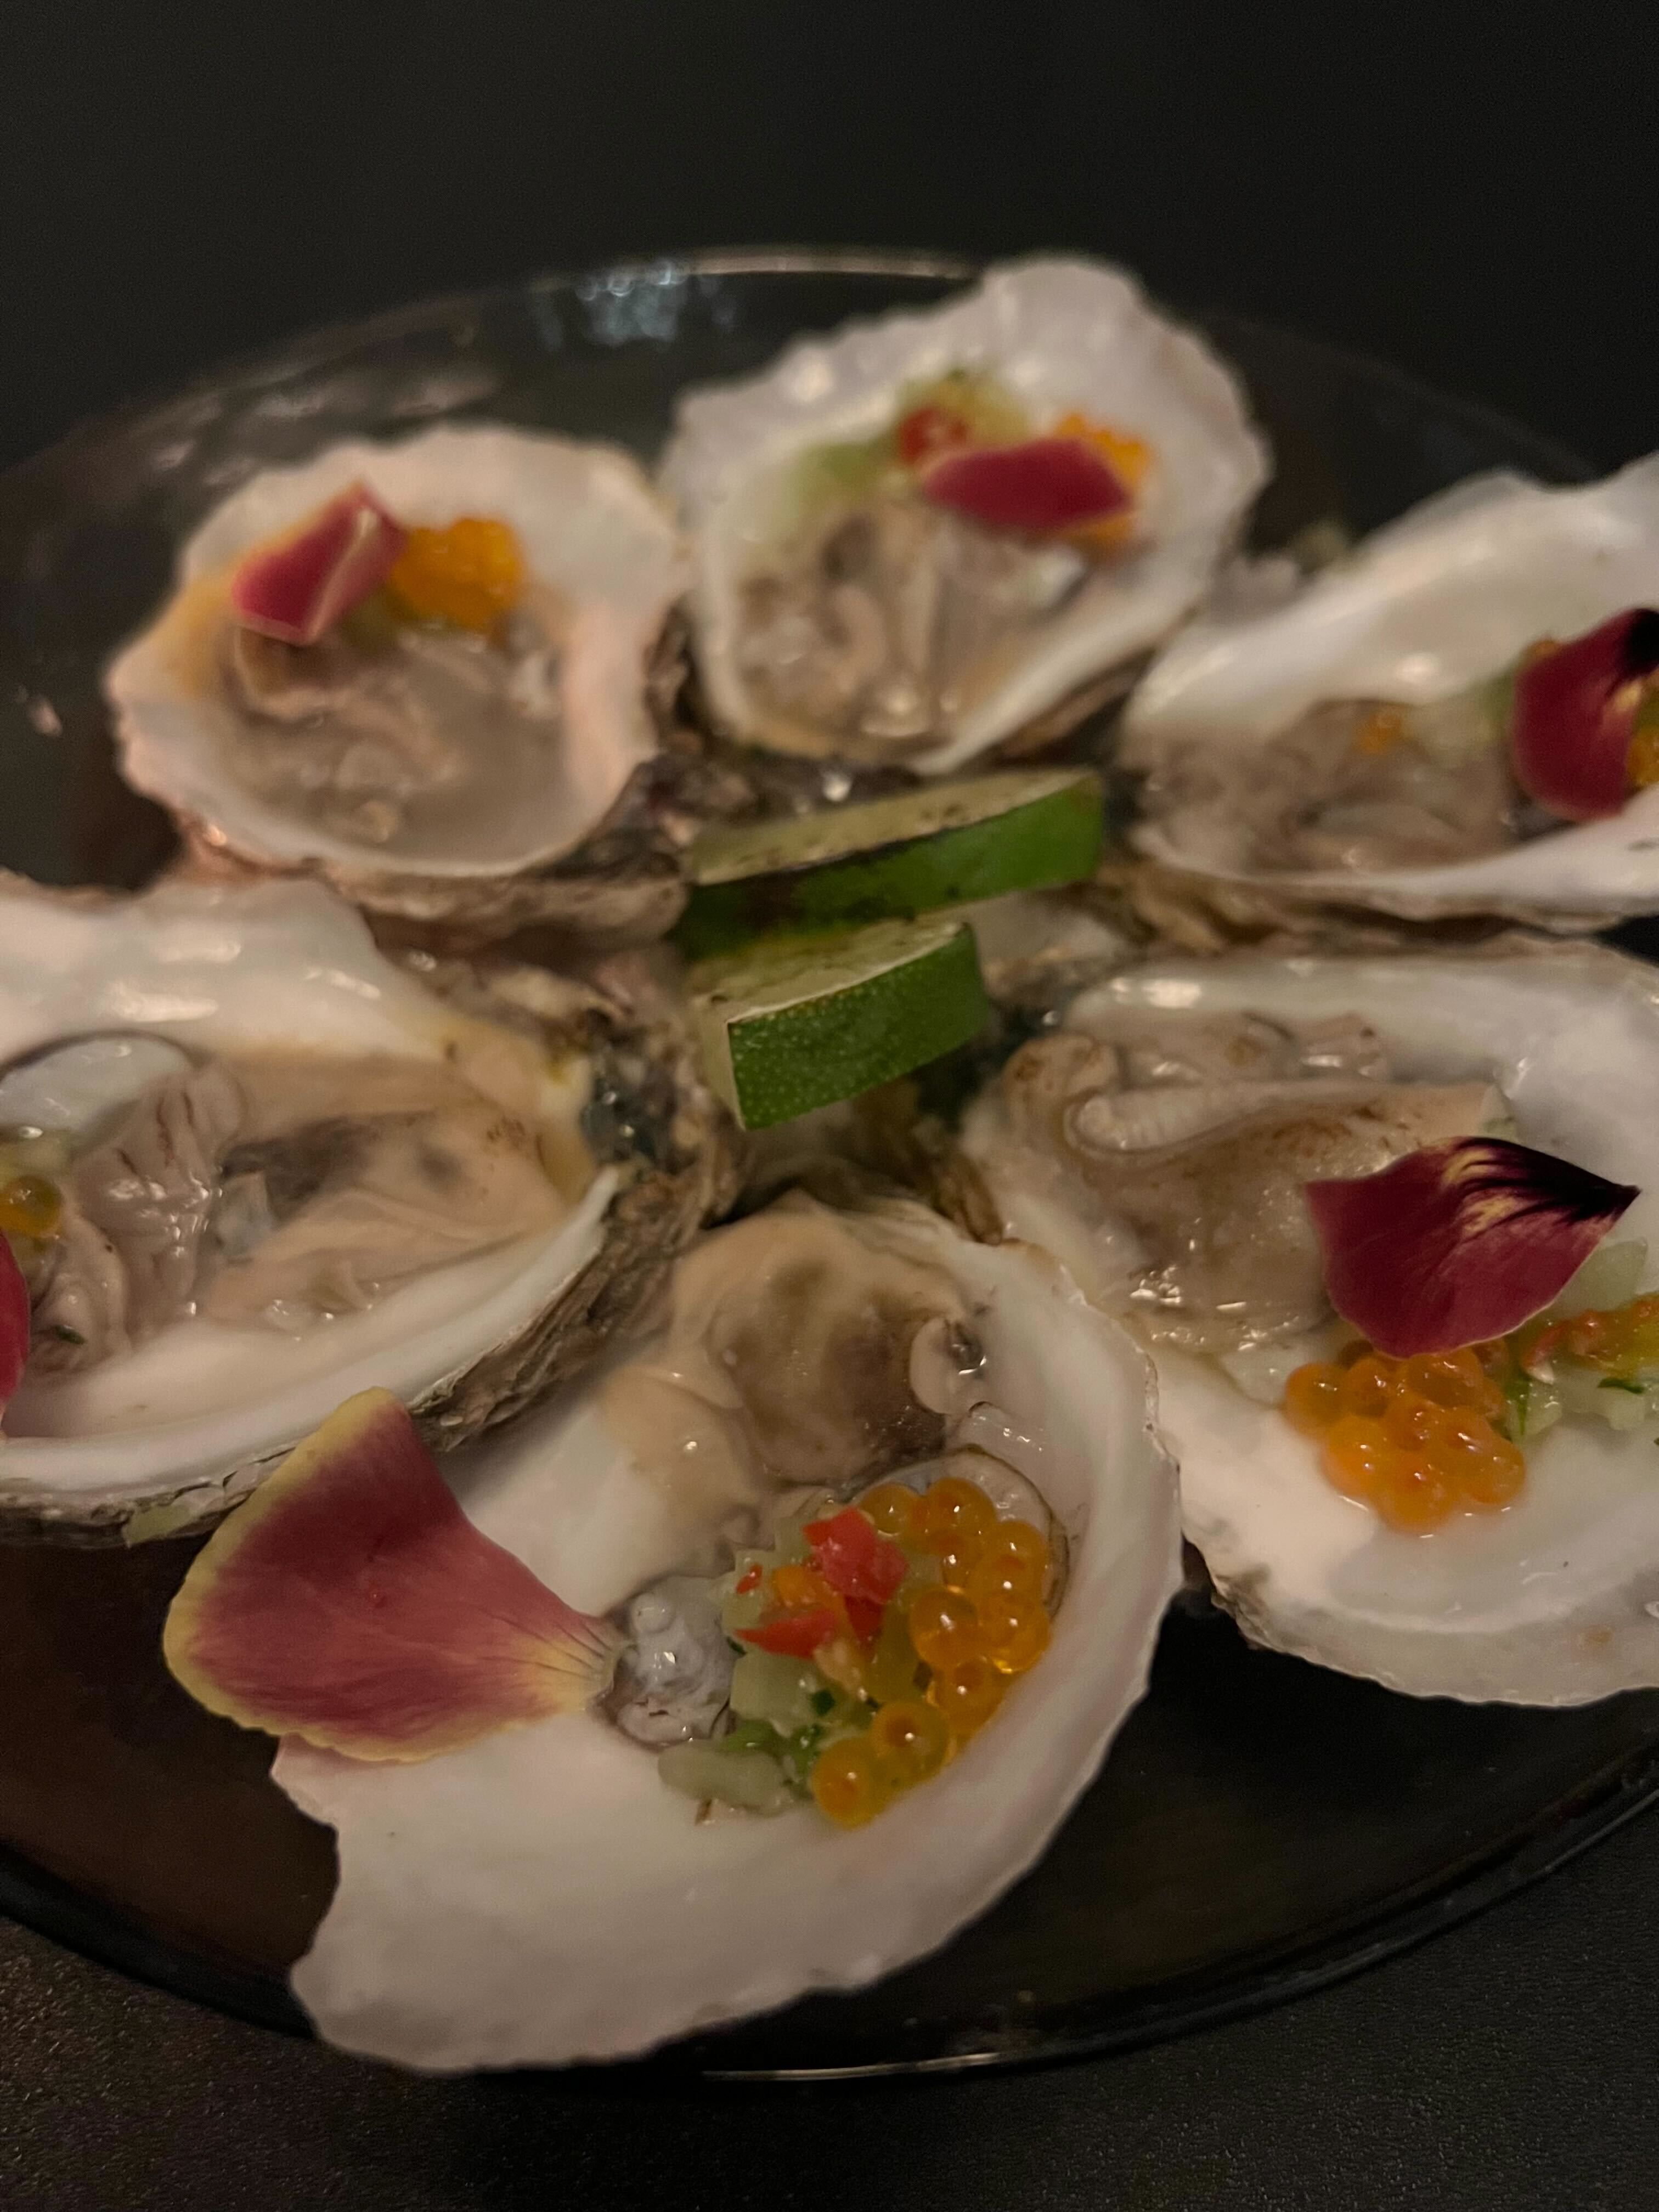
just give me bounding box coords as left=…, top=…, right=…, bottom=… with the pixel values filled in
left=386, top=516, right=525, bottom=634
left=743, top=1474, right=1056, bottom=1830
left=1352, top=705, right=1410, bottom=758
left=1283, top=1341, right=1520, bottom=1532
left=0, top=1173, right=61, bottom=1239
left=1053, top=410, right=1152, bottom=550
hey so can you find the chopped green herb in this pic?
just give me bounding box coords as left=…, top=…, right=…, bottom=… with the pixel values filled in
left=1599, top=1378, right=1647, bottom=1395
left=810, top=1688, right=835, bottom=1717
left=50, top=1324, right=84, bottom=1346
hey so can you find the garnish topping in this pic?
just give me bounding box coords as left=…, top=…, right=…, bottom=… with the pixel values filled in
left=386, top=516, right=526, bottom=635
left=920, top=436, right=1133, bottom=537
left=1306, top=1136, right=1638, bottom=1359
left=0, top=1235, right=29, bottom=1407
left=228, top=482, right=408, bottom=647
left=162, top=1388, right=621, bottom=1762
left=1510, top=607, right=1659, bottom=821
left=660, top=1475, right=1055, bottom=1829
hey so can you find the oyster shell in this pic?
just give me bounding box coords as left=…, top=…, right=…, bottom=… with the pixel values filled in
left=0, top=876, right=733, bottom=1544
left=963, top=941, right=1659, bottom=1703
left=275, top=1193, right=1180, bottom=2069
left=1121, top=459, right=1659, bottom=925
left=105, top=426, right=692, bottom=944
left=662, top=258, right=1268, bottom=774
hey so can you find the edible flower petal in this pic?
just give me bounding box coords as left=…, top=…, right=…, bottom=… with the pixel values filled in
left=1510, top=607, right=1659, bottom=821
left=162, top=1388, right=621, bottom=1762
left=0, top=1237, right=29, bottom=1405
left=1306, top=1137, right=1639, bottom=1358
left=804, top=1506, right=908, bottom=1606
left=228, top=482, right=408, bottom=647
left=921, top=437, right=1132, bottom=535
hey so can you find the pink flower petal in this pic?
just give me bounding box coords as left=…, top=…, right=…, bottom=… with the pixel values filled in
left=1510, top=607, right=1659, bottom=822
left=227, top=483, right=408, bottom=647
left=1306, top=1137, right=1638, bottom=1357
left=921, top=437, right=1132, bottom=535
left=163, top=1389, right=621, bottom=1762
left=0, top=1238, right=29, bottom=1406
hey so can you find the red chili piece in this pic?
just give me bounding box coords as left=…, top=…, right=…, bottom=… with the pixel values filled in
left=737, top=1609, right=842, bottom=1657
left=805, top=1508, right=908, bottom=1606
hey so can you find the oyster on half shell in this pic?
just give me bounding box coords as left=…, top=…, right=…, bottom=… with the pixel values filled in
left=662, top=259, right=1268, bottom=775
left=1120, top=458, right=1659, bottom=926
left=0, top=876, right=733, bottom=1544
left=964, top=941, right=1659, bottom=1703
left=106, top=426, right=696, bottom=945
left=274, top=1193, right=1179, bottom=2069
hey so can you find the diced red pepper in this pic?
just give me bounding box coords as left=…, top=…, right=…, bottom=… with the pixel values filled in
left=734, top=1563, right=763, bottom=1596
left=737, top=1608, right=842, bottom=1657
left=805, top=1508, right=908, bottom=1606
left=896, top=404, right=973, bottom=469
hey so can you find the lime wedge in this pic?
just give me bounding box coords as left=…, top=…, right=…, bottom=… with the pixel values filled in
left=690, top=916, right=991, bottom=1130
left=676, top=768, right=1104, bottom=959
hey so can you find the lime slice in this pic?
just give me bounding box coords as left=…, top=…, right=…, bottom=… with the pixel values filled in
left=676, top=768, right=1104, bottom=959
left=690, top=916, right=991, bottom=1130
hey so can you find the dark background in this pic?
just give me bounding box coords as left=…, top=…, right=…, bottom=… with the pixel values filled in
left=5, top=5, right=1659, bottom=2207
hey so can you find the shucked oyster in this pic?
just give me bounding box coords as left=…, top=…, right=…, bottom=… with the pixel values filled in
left=662, top=259, right=1267, bottom=774
left=106, top=426, right=693, bottom=944
left=0, top=875, right=731, bottom=1543
left=1120, top=459, right=1659, bottom=926
left=964, top=944, right=1659, bottom=1703
left=166, top=1193, right=1177, bottom=2068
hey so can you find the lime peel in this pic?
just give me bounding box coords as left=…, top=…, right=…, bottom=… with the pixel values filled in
left=678, top=768, right=1104, bottom=959
left=690, top=917, right=991, bottom=1130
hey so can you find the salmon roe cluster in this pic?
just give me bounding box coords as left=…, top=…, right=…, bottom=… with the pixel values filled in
left=1283, top=1342, right=1522, bottom=1533
left=737, top=1475, right=1055, bottom=1831
left=386, top=516, right=525, bottom=635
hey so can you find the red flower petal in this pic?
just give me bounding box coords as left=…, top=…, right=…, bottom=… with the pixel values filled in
left=805, top=1507, right=908, bottom=1606
left=0, top=1238, right=29, bottom=1406
left=162, top=1389, right=620, bottom=1762
left=737, top=1608, right=842, bottom=1657
left=921, top=437, right=1132, bottom=535
left=1510, top=607, right=1659, bottom=822
left=1307, top=1137, right=1639, bottom=1358
left=227, top=482, right=408, bottom=647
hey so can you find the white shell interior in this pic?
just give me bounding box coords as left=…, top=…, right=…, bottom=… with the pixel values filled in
left=661, top=258, right=1268, bottom=773
left=1000, top=950, right=1659, bottom=1704
left=0, top=878, right=609, bottom=1515
left=106, top=425, right=687, bottom=879
left=275, top=1206, right=1180, bottom=2071
left=1122, top=458, right=1659, bottom=917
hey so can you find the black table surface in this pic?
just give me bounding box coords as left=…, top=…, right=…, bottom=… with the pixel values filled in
left=5, top=7, right=1659, bottom=2207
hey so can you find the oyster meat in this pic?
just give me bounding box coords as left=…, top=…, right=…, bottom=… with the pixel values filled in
left=0, top=875, right=731, bottom=1543
left=274, top=1193, right=1179, bottom=2069
left=106, top=425, right=692, bottom=943
left=964, top=945, right=1659, bottom=1702
left=1121, top=458, right=1659, bottom=923
left=662, top=258, right=1267, bottom=774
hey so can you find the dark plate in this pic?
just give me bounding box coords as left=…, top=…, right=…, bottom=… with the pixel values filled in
left=2, top=252, right=1654, bottom=2083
